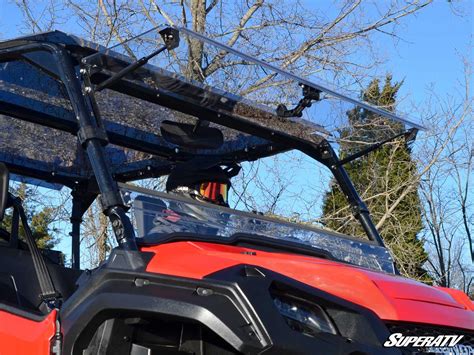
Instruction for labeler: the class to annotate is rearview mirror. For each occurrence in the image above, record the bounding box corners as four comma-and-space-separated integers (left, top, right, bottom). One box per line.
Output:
0, 163, 9, 221
161, 120, 224, 149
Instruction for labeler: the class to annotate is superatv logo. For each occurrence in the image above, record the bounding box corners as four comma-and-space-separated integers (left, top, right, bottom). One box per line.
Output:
383, 333, 464, 348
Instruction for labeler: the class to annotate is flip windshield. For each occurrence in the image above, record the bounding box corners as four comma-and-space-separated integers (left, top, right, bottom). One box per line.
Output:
121, 184, 395, 274
83, 25, 425, 140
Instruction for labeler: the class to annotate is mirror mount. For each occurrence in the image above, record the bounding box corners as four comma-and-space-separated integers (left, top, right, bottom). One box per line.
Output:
276, 84, 321, 118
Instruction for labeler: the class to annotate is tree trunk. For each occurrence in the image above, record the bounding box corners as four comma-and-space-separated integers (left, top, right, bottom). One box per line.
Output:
186, 0, 207, 82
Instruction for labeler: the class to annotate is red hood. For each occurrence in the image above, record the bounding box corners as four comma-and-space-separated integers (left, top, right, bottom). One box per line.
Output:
142, 241, 474, 330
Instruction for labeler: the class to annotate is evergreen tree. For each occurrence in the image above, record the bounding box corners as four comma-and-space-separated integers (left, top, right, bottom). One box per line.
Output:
1, 183, 59, 250
322, 75, 429, 281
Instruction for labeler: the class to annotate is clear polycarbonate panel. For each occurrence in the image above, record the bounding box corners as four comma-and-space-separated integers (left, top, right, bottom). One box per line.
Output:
83, 25, 425, 144
121, 184, 395, 274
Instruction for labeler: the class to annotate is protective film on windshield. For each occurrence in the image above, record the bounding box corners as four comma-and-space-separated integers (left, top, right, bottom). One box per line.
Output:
121, 184, 395, 274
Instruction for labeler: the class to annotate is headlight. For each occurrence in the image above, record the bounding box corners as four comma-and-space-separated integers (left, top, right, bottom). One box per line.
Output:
273, 295, 338, 336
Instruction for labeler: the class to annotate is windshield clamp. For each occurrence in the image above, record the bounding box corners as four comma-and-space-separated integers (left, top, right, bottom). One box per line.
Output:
77, 125, 109, 147
276, 84, 321, 118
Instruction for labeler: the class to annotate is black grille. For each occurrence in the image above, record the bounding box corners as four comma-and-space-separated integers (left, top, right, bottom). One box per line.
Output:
386, 322, 474, 352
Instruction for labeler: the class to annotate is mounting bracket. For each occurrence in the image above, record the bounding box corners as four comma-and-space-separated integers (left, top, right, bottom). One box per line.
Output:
276, 84, 321, 118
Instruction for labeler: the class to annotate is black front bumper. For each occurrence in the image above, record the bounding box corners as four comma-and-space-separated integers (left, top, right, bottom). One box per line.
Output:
60, 250, 403, 354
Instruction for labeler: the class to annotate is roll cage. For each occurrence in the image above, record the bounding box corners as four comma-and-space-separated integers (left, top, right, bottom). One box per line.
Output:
0, 26, 424, 271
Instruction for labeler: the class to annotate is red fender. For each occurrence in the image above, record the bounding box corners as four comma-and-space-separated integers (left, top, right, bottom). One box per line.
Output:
0, 309, 56, 355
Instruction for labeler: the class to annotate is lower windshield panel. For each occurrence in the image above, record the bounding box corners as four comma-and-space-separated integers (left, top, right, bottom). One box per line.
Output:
120, 184, 395, 274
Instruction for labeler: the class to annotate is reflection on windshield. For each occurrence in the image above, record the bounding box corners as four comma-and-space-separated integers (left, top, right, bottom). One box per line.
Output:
121, 185, 395, 274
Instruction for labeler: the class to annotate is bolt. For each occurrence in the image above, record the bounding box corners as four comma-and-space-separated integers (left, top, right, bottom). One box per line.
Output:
196, 287, 213, 296
134, 278, 150, 287
79, 68, 86, 74
84, 86, 92, 93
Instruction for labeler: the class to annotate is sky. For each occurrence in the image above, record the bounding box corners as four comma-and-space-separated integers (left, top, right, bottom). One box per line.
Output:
0, 0, 472, 267
303, 1, 472, 110
371, 1, 472, 104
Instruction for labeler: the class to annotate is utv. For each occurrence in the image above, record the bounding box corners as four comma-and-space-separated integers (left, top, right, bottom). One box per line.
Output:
0, 26, 471, 355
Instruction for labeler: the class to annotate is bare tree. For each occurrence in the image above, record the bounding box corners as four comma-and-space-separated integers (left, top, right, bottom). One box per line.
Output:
418, 60, 473, 291
76, 199, 116, 267
12, 1, 433, 87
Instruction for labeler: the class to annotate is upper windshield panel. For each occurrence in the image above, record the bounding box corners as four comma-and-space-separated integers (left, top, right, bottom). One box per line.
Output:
121, 184, 395, 274
84, 26, 425, 142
